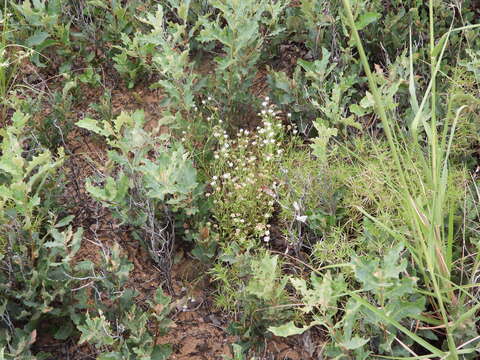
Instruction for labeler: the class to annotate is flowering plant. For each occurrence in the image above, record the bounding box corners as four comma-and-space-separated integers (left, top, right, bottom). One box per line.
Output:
206, 98, 293, 248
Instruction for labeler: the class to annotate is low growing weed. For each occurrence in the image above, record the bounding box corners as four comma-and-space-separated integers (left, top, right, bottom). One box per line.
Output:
76, 110, 200, 288
10, 0, 63, 66
268, 48, 362, 135
113, 1, 204, 114
0, 112, 82, 358
206, 99, 293, 250
212, 252, 293, 352
270, 245, 427, 358
73, 243, 172, 360
198, 0, 288, 118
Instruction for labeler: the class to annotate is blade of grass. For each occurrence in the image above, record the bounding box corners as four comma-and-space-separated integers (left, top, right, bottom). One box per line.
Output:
340, 0, 407, 190
350, 293, 445, 357
339, 1, 480, 358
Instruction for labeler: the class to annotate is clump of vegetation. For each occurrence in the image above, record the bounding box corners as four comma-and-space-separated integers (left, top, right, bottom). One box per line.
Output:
206, 99, 290, 249
76, 110, 200, 287
2, 0, 480, 358
0, 112, 79, 357
198, 0, 288, 117
211, 251, 294, 352
74, 243, 173, 360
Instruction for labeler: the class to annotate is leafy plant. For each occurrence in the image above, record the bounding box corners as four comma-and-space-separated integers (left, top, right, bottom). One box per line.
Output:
76, 110, 200, 284
142, 3, 202, 113
68, 0, 141, 62
270, 245, 426, 358
34, 77, 77, 150
11, 0, 67, 67
74, 243, 172, 360
112, 32, 152, 89
112, 2, 203, 109
213, 252, 291, 351
268, 48, 362, 135
198, 0, 288, 117
0, 111, 82, 358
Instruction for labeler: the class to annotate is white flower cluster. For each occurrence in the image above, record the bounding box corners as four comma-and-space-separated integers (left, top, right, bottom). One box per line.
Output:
208, 97, 288, 244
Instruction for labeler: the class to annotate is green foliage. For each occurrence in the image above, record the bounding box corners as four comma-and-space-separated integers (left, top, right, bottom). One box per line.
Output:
460, 49, 480, 83
78, 110, 198, 216
9, 0, 75, 67
0, 7, 31, 119
112, 32, 152, 89
198, 0, 288, 115
276, 147, 345, 257
76, 110, 200, 275
67, 0, 144, 65
206, 100, 291, 249
291, 134, 467, 263
212, 252, 291, 349
268, 50, 362, 134
77, 66, 101, 86
269, 0, 478, 134
271, 245, 426, 357
0, 111, 65, 244
6, 0, 154, 73
246, 254, 287, 302
0, 112, 82, 358
341, 1, 480, 357
2, 0, 480, 358
446, 58, 480, 164
298, 0, 337, 57
112, 2, 203, 109
34, 77, 77, 150
74, 244, 172, 360
142, 4, 202, 113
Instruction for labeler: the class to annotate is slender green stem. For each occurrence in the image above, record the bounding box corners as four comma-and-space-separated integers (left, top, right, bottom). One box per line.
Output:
429, 0, 438, 190
340, 1, 462, 358
340, 0, 407, 190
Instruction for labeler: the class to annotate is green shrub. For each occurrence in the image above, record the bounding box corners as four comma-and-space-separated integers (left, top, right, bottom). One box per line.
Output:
112, 32, 152, 89
197, 0, 288, 117
142, 3, 202, 114
112, 2, 203, 110
0, 111, 175, 358
76, 110, 200, 284
0, 112, 82, 358
211, 252, 292, 350
10, 0, 65, 66
268, 50, 362, 135
269, 0, 478, 135
66, 0, 145, 67
33, 77, 77, 150
270, 245, 427, 358
73, 243, 172, 360
206, 99, 292, 250
2, 0, 479, 358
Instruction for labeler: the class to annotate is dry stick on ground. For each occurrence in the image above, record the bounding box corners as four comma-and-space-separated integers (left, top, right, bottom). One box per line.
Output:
130, 178, 176, 295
